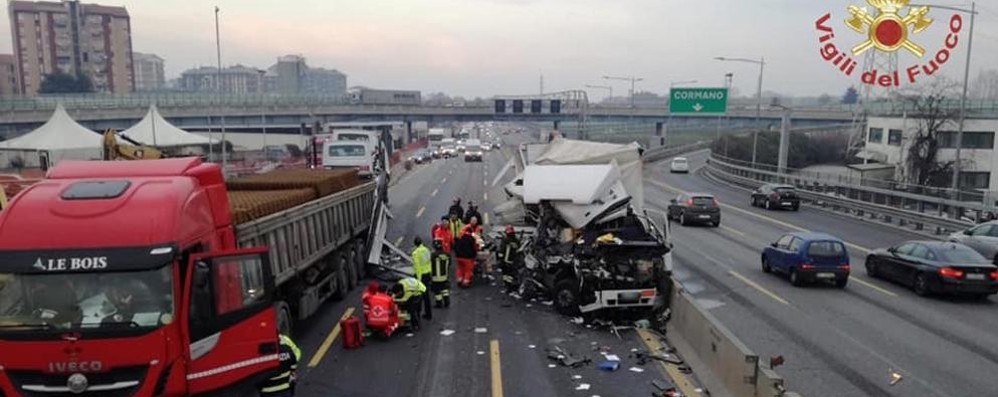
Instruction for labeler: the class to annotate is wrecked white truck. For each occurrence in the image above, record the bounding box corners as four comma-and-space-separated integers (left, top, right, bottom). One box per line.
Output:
493, 138, 673, 315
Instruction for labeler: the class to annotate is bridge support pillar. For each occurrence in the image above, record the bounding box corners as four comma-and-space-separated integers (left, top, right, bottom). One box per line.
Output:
655, 122, 665, 147
552, 120, 560, 138
406, 121, 413, 144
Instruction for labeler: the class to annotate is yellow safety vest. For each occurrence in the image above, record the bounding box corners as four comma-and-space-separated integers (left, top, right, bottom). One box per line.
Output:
411, 244, 432, 278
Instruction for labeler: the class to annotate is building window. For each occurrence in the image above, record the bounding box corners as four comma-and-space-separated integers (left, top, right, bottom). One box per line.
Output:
938, 131, 995, 149
888, 129, 902, 146
959, 172, 990, 190
868, 128, 884, 144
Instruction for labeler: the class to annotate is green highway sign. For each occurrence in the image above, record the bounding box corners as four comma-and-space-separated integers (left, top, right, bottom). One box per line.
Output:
669, 87, 728, 114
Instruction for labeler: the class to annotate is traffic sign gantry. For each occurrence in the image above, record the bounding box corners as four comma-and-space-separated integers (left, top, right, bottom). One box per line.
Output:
669, 87, 728, 114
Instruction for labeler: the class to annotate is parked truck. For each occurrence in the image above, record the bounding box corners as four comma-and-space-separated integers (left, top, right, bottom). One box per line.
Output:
495, 138, 673, 315
0, 158, 388, 396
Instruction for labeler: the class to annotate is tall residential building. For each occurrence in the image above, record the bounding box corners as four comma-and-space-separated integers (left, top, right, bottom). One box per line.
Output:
179, 65, 265, 94
266, 55, 347, 96
8, 0, 135, 95
303, 68, 347, 95
0, 54, 18, 95
274, 55, 305, 94
133, 52, 164, 91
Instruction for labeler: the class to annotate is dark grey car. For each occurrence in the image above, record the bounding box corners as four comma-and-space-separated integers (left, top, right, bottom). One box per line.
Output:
668, 193, 720, 227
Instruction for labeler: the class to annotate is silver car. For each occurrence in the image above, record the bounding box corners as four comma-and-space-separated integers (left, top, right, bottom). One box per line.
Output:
949, 221, 998, 264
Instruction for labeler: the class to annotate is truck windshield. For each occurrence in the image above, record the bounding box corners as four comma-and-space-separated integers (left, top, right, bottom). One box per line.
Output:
0, 266, 174, 334
329, 145, 367, 157
337, 134, 370, 142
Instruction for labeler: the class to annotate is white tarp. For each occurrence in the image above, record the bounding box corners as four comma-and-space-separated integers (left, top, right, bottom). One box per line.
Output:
522, 164, 621, 205
120, 105, 212, 147
0, 104, 105, 166
529, 138, 645, 214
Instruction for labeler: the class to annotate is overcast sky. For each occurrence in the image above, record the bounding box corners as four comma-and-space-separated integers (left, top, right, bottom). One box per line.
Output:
2, 0, 997, 98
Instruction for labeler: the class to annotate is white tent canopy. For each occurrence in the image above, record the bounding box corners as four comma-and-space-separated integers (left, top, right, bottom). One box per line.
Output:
120, 105, 212, 147
0, 103, 102, 150
0, 104, 105, 167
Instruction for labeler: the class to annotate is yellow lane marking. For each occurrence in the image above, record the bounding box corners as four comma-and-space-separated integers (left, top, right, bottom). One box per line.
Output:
852, 276, 899, 297
720, 225, 745, 237
648, 179, 872, 255
490, 339, 504, 397
728, 271, 791, 306
307, 307, 356, 368
636, 329, 701, 397
431, 188, 439, 197
416, 206, 426, 218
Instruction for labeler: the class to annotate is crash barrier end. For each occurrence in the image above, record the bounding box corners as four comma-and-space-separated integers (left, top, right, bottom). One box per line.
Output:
666, 280, 801, 397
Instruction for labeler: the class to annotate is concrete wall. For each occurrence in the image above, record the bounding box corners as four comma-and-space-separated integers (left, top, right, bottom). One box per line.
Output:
667, 281, 797, 397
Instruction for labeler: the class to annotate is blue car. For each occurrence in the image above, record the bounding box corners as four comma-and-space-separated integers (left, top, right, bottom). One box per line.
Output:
762, 232, 851, 288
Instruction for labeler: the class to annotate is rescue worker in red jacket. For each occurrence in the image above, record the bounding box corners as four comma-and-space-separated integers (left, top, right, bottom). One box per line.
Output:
462, 216, 484, 237
431, 216, 453, 254
453, 227, 479, 288
363, 282, 400, 338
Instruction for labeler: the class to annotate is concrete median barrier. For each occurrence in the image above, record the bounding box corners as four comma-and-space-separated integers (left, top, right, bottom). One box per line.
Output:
666, 281, 800, 397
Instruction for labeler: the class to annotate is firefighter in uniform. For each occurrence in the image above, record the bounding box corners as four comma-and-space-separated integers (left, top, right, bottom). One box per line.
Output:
410, 237, 433, 321
430, 239, 451, 308
498, 225, 521, 292
258, 334, 302, 396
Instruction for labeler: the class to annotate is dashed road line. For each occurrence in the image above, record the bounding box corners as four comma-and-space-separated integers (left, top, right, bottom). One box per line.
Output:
720, 225, 745, 237
490, 339, 504, 397
483, 192, 488, 201
431, 188, 439, 197
729, 271, 791, 306
852, 276, 899, 297
416, 206, 426, 218
442, 177, 448, 184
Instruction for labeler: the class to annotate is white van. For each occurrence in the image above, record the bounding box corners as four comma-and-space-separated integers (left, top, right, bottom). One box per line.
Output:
323, 141, 374, 177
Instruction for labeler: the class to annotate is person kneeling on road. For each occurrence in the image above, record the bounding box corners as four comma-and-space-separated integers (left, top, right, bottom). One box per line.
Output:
392, 277, 427, 331
363, 282, 400, 338
431, 239, 451, 308
453, 227, 479, 288
257, 334, 302, 397
410, 237, 433, 321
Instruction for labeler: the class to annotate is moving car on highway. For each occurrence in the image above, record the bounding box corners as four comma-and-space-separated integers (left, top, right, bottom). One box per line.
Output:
464, 139, 484, 162
482, 142, 493, 151
668, 192, 720, 227
762, 232, 850, 288
408, 149, 432, 164
751, 183, 800, 211
865, 241, 998, 298
948, 221, 998, 264
669, 157, 690, 173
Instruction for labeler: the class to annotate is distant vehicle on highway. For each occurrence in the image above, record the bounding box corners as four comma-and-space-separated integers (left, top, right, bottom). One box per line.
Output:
865, 241, 998, 298
763, 232, 850, 288
482, 142, 493, 152
409, 149, 432, 164
751, 184, 800, 211
440, 138, 456, 158
324, 141, 374, 176
349, 87, 421, 105
668, 192, 720, 227
464, 139, 484, 162
669, 157, 689, 173
948, 221, 998, 264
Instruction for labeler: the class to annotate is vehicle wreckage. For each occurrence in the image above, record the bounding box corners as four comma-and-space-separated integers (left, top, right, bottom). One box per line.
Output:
492, 138, 673, 315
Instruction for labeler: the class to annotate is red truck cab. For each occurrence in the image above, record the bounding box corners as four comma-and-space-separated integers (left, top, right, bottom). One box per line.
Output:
0, 158, 279, 396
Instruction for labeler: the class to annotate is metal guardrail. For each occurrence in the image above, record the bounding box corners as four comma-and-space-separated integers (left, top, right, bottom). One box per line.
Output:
704, 153, 976, 236
643, 141, 712, 163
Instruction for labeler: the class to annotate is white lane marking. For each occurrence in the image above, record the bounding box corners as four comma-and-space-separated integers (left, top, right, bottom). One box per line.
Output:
416, 206, 425, 218
851, 276, 899, 297
728, 270, 791, 306
442, 177, 448, 184
484, 213, 490, 225
431, 188, 439, 197
720, 225, 745, 237
483, 179, 488, 186
484, 192, 488, 201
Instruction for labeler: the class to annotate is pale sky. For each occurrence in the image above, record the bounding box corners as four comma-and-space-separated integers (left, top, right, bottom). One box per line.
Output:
2, 0, 997, 98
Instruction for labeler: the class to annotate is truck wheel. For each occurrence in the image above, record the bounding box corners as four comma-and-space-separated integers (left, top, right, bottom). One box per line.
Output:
275, 301, 294, 337
332, 253, 349, 301
553, 279, 581, 315
344, 248, 358, 291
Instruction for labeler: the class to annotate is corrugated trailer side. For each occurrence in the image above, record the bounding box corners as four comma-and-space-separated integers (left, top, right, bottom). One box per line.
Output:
234, 181, 376, 334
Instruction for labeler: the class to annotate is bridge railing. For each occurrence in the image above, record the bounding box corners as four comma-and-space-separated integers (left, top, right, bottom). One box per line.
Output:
704, 152, 985, 236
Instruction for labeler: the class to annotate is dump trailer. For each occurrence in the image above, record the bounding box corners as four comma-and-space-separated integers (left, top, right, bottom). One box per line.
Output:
495, 138, 673, 315
0, 158, 387, 396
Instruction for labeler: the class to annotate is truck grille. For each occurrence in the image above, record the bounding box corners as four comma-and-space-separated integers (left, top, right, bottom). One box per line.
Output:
6, 365, 146, 397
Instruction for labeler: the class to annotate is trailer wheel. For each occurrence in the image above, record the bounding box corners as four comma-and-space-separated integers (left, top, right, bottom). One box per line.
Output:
275, 301, 294, 337
553, 278, 581, 315
332, 253, 349, 301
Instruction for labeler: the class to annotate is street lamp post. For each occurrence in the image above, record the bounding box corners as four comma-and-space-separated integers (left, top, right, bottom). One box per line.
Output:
910, 3, 976, 192
715, 56, 766, 165
603, 75, 644, 108
215, 6, 227, 174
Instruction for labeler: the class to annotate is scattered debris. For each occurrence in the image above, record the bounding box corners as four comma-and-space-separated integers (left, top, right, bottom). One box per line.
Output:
570, 317, 585, 325
525, 303, 533, 308
628, 367, 645, 373
440, 329, 456, 336
405, 333, 414, 338
475, 327, 488, 333
477, 351, 486, 355
597, 360, 620, 372
484, 297, 492, 301
542, 300, 554, 306
602, 354, 621, 362
770, 355, 785, 368
651, 379, 675, 391
575, 383, 591, 391
547, 364, 556, 368
634, 319, 651, 329
571, 375, 583, 380
633, 349, 684, 366
546, 346, 591, 368
889, 368, 903, 385
528, 345, 537, 349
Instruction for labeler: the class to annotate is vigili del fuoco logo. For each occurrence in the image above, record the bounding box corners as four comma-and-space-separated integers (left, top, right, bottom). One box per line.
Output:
815, 0, 963, 87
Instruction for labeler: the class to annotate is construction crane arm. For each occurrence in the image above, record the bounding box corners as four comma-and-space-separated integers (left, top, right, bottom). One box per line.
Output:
102, 129, 166, 161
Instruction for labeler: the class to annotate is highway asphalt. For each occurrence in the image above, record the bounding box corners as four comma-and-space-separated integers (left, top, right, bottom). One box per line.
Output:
287, 131, 685, 397
648, 151, 998, 397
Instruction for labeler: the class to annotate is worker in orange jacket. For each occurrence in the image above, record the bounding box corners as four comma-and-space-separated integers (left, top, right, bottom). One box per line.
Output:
431, 216, 453, 254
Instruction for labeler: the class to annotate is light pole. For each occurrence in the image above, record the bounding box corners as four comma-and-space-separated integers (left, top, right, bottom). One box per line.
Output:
715, 56, 765, 165
723, 73, 734, 156
585, 84, 613, 103
603, 75, 644, 108
771, 104, 792, 176
215, 5, 227, 174
911, 3, 976, 191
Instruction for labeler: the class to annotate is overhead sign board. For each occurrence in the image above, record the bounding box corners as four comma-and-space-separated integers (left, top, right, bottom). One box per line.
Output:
669, 88, 728, 114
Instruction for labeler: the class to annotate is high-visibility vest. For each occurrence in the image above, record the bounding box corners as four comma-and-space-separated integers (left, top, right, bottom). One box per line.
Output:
411, 244, 431, 277
259, 334, 302, 394
396, 277, 426, 302
449, 219, 464, 239
431, 253, 450, 283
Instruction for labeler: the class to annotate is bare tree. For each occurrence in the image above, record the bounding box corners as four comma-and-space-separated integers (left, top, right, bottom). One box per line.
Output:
894, 79, 961, 187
